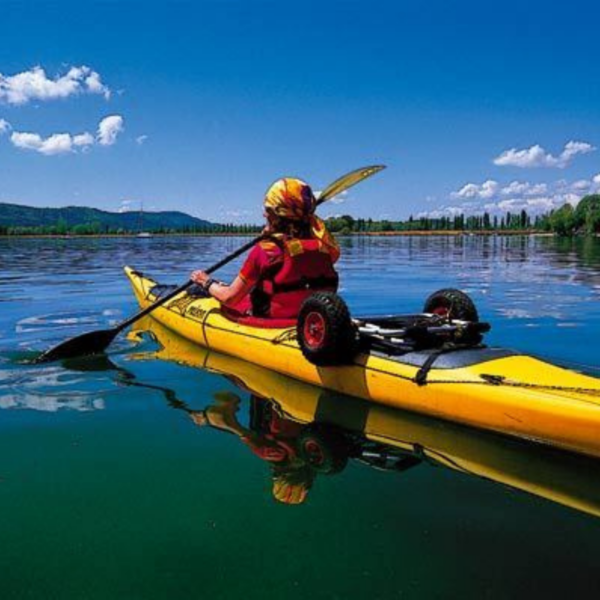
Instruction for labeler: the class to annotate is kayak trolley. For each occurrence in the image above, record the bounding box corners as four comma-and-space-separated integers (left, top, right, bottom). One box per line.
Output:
297, 289, 491, 366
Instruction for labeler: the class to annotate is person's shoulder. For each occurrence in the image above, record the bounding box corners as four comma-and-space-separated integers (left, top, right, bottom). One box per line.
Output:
258, 237, 284, 257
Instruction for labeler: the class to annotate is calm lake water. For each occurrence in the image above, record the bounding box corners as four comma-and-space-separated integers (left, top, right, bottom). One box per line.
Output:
1, 234, 600, 599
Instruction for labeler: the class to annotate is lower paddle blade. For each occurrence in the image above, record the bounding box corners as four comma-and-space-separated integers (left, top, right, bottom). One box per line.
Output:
34, 328, 119, 364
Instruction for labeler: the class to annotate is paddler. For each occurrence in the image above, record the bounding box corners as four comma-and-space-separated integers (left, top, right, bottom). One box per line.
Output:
190, 178, 340, 320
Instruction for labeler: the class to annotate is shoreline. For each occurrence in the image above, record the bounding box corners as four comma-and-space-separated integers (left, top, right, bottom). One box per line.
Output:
0, 230, 561, 239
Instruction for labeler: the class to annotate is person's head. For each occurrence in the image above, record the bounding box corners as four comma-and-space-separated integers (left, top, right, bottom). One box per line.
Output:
263, 178, 317, 237
271, 463, 315, 505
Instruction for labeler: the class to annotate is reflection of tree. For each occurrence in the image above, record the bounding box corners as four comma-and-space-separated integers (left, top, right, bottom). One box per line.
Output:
542, 236, 600, 287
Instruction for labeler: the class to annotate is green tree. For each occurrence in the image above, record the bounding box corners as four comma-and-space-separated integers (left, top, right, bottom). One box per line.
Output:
549, 204, 576, 236
575, 194, 600, 235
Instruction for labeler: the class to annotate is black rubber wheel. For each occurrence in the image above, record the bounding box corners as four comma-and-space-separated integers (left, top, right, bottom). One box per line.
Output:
297, 426, 349, 475
423, 288, 479, 322
297, 292, 358, 366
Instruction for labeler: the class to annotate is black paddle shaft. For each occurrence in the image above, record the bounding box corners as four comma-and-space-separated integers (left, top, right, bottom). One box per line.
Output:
116, 234, 264, 332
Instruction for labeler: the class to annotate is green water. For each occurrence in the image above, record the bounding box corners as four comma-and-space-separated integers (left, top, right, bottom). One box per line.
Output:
1, 235, 600, 599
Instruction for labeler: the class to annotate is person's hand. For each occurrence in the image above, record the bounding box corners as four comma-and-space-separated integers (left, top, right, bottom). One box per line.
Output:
190, 270, 209, 286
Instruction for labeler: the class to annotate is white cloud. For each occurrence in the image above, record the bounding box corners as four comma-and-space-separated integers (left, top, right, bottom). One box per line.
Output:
525, 183, 549, 196
425, 173, 600, 220
329, 190, 349, 205
0, 65, 110, 105
73, 132, 94, 147
83, 71, 110, 98
118, 200, 133, 213
10, 115, 123, 155
572, 179, 591, 191
500, 181, 528, 196
136, 134, 148, 145
11, 132, 75, 155
452, 180, 499, 200
418, 206, 464, 219
500, 181, 549, 197
497, 198, 558, 212
493, 141, 595, 168
561, 141, 595, 165
0, 118, 10, 134
97, 115, 124, 146
312, 189, 349, 205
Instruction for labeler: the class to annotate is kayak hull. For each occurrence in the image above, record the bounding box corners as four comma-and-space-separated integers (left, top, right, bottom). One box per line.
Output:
125, 266, 600, 458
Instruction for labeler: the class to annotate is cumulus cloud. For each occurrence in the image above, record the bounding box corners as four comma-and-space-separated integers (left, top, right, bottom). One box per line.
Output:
0, 118, 10, 134
9, 115, 124, 155
10, 131, 94, 155
496, 197, 559, 212
452, 180, 499, 200
418, 205, 466, 219
500, 181, 549, 196
118, 200, 133, 213
136, 134, 148, 145
73, 132, 94, 147
424, 174, 600, 220
97, 115, 123, 146
571, 179, 591, 191
493, 141, 595, 168
0, 65, 111, 105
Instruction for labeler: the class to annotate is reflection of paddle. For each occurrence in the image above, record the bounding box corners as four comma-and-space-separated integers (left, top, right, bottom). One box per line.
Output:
35, 165, 385, 363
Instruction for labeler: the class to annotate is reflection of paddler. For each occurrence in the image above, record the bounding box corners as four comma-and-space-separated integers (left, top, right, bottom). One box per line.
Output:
188, 391, 315, 505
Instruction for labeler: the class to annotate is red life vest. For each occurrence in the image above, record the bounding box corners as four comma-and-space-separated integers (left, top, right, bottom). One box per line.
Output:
252, 237, 339, 319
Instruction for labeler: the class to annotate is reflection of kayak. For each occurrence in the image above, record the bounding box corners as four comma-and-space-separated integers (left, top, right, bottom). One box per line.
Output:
125, 266, 600, 458
132, 316, 600, 519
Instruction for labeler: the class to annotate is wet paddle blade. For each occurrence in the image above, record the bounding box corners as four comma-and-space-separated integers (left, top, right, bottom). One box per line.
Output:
317, 165, 386, 204
34, 328, 119, 364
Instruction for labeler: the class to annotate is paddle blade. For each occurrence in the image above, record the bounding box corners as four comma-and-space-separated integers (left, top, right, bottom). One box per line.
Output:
317, 165, 386, 204
34, 328, 119, 364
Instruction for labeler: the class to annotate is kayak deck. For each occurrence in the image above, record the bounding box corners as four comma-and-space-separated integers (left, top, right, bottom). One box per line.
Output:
125, 266, 600, 458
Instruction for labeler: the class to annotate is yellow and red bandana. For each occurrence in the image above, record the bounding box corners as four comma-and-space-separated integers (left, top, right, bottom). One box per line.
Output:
264, 177, 340, 262
264, 178, 316, 221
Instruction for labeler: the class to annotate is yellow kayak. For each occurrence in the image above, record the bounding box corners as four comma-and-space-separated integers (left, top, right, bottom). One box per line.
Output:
130, 316, 600, 517
125, 266, 600, 458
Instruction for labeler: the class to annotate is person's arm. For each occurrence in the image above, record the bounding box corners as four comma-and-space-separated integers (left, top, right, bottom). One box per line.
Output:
190, 272, 252, 306
191, 243, 269, 306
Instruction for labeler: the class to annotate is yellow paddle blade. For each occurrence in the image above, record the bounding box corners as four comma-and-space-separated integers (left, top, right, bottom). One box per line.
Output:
317, 165, 386, 204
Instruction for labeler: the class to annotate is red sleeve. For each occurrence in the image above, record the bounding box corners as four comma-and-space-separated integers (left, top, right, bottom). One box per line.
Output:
240, 436, 290, 462
239, 243, 282, 286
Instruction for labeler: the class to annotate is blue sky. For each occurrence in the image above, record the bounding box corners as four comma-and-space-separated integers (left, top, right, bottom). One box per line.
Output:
1, 0, 599, 223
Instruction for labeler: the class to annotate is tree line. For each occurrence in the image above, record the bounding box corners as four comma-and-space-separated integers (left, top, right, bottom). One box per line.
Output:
2, 195, 599, 237
324, 194, 600, 236
0, 219, 263, 236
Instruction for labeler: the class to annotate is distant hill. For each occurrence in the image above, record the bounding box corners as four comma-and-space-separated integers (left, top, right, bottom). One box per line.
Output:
0, 202, 214, 232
